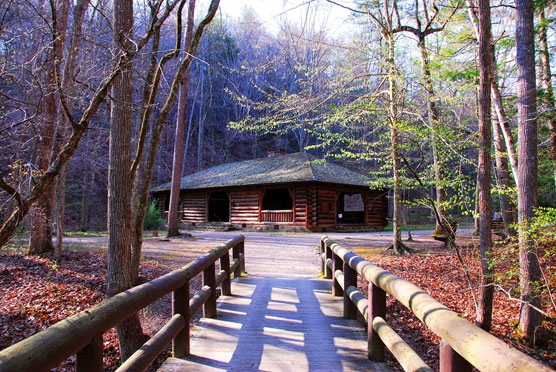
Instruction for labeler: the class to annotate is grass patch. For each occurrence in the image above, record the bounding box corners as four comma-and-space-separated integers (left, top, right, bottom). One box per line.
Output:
384, 224, 436, 232
64, 231, 108, 237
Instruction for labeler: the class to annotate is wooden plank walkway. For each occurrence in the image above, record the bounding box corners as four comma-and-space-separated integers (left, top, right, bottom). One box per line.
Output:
158, 236, 388, 372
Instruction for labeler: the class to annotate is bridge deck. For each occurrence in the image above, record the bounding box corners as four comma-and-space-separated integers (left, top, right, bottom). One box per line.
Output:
158, 234, 387, 372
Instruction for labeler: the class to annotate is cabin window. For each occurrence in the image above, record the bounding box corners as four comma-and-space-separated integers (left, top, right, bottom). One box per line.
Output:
337, 192, 365, 224
208, 192, 230, 222
262, 188, 292, 210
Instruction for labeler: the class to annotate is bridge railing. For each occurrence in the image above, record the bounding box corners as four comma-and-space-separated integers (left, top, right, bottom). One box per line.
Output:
0, 235, 246, 372
320, 235, 552, 372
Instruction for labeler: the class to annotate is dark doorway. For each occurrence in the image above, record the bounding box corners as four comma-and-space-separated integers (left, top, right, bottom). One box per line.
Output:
208, 192, 229, 222
336, 192, 365, 224
262, 188, 293, 210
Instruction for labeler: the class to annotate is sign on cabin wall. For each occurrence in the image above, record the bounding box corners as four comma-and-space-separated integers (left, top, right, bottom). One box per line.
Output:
344, 194, 364, 212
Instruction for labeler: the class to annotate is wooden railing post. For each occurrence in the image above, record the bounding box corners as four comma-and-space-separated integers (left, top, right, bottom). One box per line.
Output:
320, 239, 326, 276
172, 281, 190, 357
368, 282, 386, 362
76, 333, 103, 372
332, 251, 343, 297
439, 340, 473, 372
343, 261, 357, 319
221, 251, 232, 296
203, 263, 217, 318
233, 240, 244, 278
324, 242, 332, 279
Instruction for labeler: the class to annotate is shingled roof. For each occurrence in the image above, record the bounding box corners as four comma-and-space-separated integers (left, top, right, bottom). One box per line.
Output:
150, 152, 371, 192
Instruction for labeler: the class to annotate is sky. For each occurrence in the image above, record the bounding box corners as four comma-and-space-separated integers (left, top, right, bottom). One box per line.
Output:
215, 0, 358, 37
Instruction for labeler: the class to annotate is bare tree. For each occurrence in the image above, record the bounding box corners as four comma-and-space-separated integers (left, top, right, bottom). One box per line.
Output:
130, 0, 221, 284
54, 0, 89, 264
28, 0, 70, 255
167, 0, 196, 237
0, 0, 184, 249
107, 0, 148, 360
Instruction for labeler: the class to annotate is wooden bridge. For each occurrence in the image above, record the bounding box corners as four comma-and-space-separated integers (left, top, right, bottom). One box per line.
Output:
0, 235, 552, 372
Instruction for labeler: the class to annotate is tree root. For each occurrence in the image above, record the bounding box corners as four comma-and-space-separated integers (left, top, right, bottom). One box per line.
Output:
385, 242, 416, 255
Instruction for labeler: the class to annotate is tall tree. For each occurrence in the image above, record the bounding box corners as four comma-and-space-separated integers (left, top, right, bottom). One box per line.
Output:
475, 0, 493, 330
54, 0, 89, 264
28, 0, 70, 254
390, 0, 457, 236
167, 0, 196, 237
537, 6, 556, 189
0, 0, 184, 249
465, 0, 519, 188
515, 0, 542, 344
130, 0, 221, 284
108, 0, 148, 360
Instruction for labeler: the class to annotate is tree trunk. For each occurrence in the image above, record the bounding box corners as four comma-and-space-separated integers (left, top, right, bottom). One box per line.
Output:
386, 33, 407, 255
493, 118, 515, 236
168, 0, 196, 237
538, 8, 556, 189
417, 39, 447, 234
475, 0, 493, 331
182, 99, 196, 175
54, 0, 88, 264
515, 0, 542, 344
197, 67, 205, 172
29, 0, 70, 255
465, 0, 519, 187
130, 0, 220, 284
109, 0, 146, 360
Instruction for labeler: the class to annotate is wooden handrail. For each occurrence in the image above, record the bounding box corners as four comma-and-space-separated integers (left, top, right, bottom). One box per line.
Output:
320, 235, 553, 372
0, 235, 246, 372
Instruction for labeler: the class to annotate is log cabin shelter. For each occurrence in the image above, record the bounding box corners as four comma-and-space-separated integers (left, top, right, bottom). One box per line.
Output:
150, 152, 388, 232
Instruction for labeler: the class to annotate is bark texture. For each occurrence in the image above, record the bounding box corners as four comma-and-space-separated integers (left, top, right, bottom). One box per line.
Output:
538, 8, 556, 189
386, 34, 405, 255
492, 118, 515, 236
167, 0, 196, 237
465, 0, 519, 187
108, 0, 146, 360
515, 0, 542, 344
54, 0, 88, 263
475, 0, 493, 331
28, 0, 70, 255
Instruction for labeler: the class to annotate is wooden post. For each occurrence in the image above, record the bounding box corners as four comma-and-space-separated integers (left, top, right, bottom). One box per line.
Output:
320, 239, 326, 276
233, 240, 244, 278
76, 333, 103, 372
172, 281, 190, 357
343, 261, 357, 319
221, 251, 231, 296
332, 251, 343, 297
440, 340, 473, 372
324, 242, 332, 279
238, 240, 245, 274
203, 262, 217, 318
368, 282, 386, 362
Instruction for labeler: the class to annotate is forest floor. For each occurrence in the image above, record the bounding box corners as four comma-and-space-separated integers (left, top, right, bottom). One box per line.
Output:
0, 230, 554, 371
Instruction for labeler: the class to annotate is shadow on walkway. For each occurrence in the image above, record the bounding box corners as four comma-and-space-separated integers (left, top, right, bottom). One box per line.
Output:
159, 277, 386, 372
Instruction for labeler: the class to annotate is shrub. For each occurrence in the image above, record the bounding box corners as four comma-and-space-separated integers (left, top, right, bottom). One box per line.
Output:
144, 201, 164, 231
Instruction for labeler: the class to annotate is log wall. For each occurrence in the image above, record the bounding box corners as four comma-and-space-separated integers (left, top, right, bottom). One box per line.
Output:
317, 188, 336, 229
152, 184, 388, 231
230, 191, 260, 224
294, 188, 308, 225
180, 192, 206, 223
365, 190, 388, 228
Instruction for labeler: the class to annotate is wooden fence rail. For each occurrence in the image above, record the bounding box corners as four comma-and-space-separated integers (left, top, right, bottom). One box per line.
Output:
319, 235, 553, 372
0, 235, 246, 372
